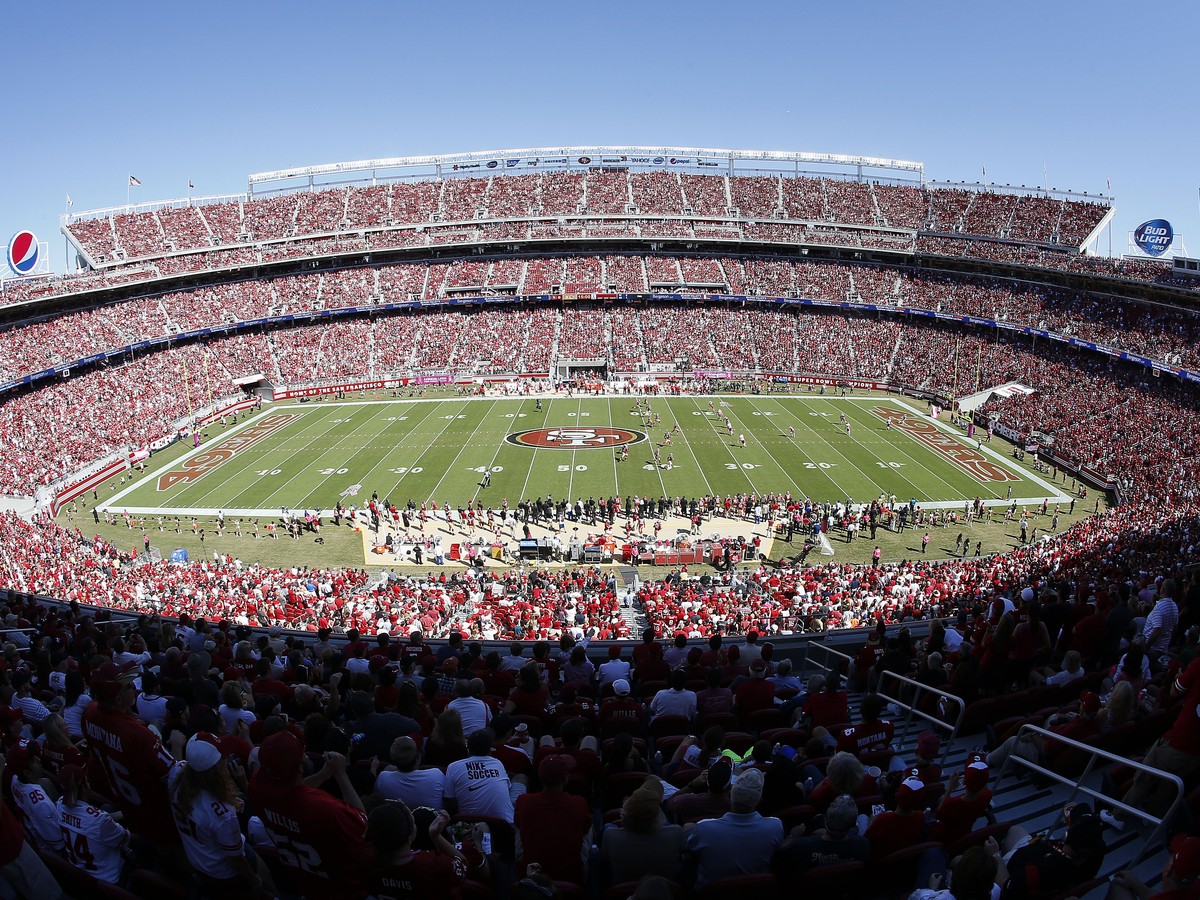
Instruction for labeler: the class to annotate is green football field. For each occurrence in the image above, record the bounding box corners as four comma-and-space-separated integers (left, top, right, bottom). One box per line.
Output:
103, 394, 1067, 518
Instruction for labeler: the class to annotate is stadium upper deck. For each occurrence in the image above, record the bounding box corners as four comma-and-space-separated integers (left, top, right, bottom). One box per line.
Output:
5, 146, 1175, 312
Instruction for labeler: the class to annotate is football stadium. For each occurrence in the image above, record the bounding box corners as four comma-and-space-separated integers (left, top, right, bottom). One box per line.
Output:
1, 146, 1198, 899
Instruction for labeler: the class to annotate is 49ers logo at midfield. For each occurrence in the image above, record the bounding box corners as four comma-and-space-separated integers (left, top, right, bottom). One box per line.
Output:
506, 427, 646, 449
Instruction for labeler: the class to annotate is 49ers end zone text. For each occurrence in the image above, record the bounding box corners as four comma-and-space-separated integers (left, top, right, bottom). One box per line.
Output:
157, 413, 301, 491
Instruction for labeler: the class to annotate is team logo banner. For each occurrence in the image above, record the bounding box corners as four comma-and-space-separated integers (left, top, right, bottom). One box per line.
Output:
1134, 219, 1174, 257
506, 427, 646, 449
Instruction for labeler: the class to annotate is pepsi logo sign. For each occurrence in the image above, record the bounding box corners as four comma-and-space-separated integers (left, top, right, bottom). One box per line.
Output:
506, 427, 646, 449
1134, 219, 1174, 257
6, 231, 39, 275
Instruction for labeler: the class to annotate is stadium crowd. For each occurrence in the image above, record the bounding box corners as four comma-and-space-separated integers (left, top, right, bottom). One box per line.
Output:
0, 483, 1197, 898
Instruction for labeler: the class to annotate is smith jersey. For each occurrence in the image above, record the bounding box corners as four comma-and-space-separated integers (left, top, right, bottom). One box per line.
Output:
57, 798, 128, 884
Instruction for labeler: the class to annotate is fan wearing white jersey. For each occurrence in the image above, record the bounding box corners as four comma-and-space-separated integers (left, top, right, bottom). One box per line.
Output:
6, 741, 63, 854
56, 764, 129, 884
169, 732, 265, 898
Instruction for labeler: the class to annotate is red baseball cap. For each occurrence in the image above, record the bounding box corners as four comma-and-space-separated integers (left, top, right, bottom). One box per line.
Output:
91, 660, 139, 701
258, 731, 305, 781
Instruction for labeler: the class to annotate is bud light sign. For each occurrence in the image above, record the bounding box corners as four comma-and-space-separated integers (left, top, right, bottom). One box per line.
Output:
1134, 219, 1174, 257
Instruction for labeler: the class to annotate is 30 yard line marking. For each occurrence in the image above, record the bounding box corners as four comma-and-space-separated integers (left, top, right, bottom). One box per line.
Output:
687, 397, 760, 493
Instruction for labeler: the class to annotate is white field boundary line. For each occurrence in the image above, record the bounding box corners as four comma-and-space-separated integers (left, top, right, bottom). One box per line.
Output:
763, 396, 887, 500
102, 406, 285, 512
889, 397, 1071, 505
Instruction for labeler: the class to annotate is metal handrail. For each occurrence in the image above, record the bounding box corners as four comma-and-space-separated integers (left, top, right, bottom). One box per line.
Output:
999, 723, 1184, 867
803, 641, 855, 687
876, 669, 966, 766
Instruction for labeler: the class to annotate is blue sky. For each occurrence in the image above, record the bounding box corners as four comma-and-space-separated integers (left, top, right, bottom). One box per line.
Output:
3, 1, 1197, 274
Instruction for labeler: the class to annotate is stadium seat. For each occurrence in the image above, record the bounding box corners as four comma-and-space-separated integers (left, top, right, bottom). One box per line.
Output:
795, 860, 867, 899
695, 872, 778, 900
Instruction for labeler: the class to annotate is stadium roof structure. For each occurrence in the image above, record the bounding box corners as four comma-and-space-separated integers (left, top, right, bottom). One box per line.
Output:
246, 146, 927, 191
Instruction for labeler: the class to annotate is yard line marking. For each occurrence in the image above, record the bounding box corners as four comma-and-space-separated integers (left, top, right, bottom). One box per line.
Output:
767, 396, 886, 500
425, 399, 500, 501
686, 397, 759, 493
664, 398, 715, 497
252, 406, 393, 511
471, 399, 525, 506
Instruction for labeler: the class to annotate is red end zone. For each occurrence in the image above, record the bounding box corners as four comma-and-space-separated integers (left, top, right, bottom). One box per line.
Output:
157, 413, 301, 491
871, 406, 1019, 483
506, 427, 647, 449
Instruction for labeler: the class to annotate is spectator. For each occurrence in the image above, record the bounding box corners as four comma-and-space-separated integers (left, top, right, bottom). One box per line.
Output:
81, 659, 179, 849
364, 802, 469, 899
1107, 833, 1200, 900
373, 735, 445, 809
423, 708, 468, 770
734, 659, 778, 720
599, 776, 684, 886
863, 773, 929, 862
513, 755, 591, 883
648, 669, 697, 722
987, 803, 1106, 899
447, 678, 492, 736
6, 741, 63, 854
248, 730, 370, 900
169, 733, 262, 897
775, 793, 869, 875
686, 767, 783, 888
443, 728, 525, 824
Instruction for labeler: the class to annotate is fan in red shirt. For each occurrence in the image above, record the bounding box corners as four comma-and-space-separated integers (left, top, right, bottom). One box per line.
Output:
931, 755, 993, 845
734, 660, 778, 719
513, 755, 592, 883
81, 660, 179, 847
248, 730, 371, 900
364, 803, 470, 900
834, 694, 895, 759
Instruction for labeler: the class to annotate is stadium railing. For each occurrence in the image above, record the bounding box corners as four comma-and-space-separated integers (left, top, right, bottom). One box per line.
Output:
875, 669, 966, 767
996, 722, 1184, 868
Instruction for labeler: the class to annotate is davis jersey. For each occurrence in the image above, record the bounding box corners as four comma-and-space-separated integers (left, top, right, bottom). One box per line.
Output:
57, 798, 129, 884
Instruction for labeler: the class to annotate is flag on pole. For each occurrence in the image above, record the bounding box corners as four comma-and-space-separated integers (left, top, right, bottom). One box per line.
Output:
66, 193, 73, 207
188, 180, 194, 190
129, 175, 141, 187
